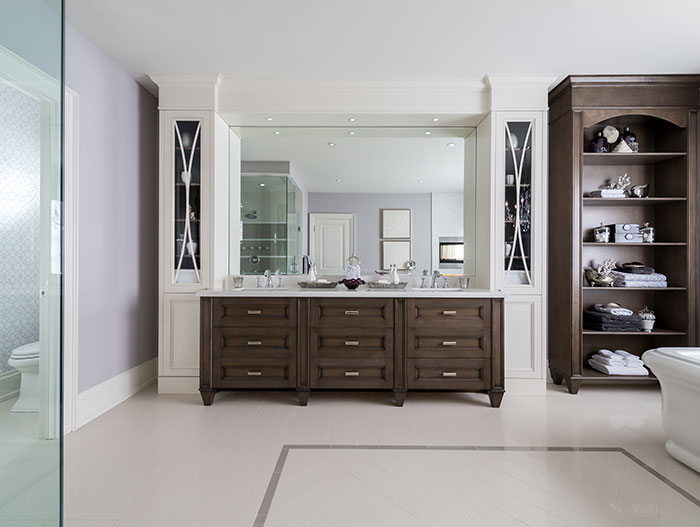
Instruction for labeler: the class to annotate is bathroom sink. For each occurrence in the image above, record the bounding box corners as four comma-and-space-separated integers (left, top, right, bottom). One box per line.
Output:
240, 288, 288, 292
411, 288, 464, 292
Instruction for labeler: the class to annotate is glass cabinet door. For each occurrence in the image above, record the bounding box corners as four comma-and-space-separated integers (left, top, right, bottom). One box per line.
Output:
504, 120, 533, 285
173, 120, 202, 284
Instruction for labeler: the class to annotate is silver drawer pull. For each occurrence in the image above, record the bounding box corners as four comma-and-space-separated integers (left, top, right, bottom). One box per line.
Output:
442, 371, 457, 377
247, 370, 262, 376
344, 310, 359, 316
345, 340, 360, 346
247, 309, 262, 315
247, 340, 262, 346
345, 371, 360, 377
442, 341, 457, 346
442, 310, 457, 316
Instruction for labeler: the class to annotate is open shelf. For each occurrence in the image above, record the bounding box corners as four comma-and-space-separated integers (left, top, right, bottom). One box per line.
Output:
582, 197, 687, 206
582, 242, 686, 247
583, 152, 687, 166
579, 367, 658, 384
582, 328, 686, 336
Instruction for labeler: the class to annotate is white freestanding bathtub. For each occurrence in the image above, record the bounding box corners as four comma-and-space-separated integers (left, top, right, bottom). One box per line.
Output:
642, 347, 700, 473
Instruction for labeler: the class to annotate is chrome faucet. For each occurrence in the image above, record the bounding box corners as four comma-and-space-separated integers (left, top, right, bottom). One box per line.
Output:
420, 270, 429, 288
263, 269, 273, 288
430, 270, 441, 288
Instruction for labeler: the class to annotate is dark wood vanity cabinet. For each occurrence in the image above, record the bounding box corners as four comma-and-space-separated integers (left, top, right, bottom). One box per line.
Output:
200, 296, 504, 407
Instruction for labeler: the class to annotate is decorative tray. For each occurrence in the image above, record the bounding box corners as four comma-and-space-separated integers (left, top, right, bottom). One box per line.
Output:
298, 281, 338, 289
366, 282, 407, 290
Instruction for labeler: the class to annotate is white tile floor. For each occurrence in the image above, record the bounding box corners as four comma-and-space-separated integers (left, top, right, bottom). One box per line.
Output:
61, 385, 700, 527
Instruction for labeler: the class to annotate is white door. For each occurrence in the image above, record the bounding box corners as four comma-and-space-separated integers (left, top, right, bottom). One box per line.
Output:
309, 213, 354, 275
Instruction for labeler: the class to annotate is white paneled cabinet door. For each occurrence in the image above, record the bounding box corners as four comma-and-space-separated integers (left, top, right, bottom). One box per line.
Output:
161, 294, 200, 377
504, 295, 543, 379
309, 213, 355, 275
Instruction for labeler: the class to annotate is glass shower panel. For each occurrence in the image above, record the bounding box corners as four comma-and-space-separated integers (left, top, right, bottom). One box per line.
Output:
0, 0, 63, 525
287, 178, 302, 274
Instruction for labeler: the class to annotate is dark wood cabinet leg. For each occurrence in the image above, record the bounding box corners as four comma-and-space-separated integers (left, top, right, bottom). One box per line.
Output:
200, 389, 216, 406
550, 369, 564, 385
564, 377, 582, 395
488, 389, 504, 408
393, 390, 407, 407
297, 389, 309, 407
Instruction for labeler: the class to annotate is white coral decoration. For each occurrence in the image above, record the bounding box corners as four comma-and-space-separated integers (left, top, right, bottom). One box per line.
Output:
597, 258, 616, 277
612, 173, 631, 190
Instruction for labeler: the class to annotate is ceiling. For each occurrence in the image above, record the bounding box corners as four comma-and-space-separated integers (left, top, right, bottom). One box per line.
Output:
239, 127, 470, 193
66, 0, 700, 94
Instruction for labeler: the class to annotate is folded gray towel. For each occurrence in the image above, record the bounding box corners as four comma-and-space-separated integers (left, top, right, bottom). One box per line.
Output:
613, 280, 667, 288
611, 270, 667, 282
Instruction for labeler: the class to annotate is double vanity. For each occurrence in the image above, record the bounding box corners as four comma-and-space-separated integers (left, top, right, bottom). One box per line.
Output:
198, 288, 505, 407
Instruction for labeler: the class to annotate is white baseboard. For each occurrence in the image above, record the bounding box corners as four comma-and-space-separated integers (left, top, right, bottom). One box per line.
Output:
0, 370, 20, 402
504, 377, 547, 396
158, 376, 199, 394
75, 358, 157, 429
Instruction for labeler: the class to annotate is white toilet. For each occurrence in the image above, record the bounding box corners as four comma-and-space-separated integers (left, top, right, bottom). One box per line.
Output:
7, 341, 40, 413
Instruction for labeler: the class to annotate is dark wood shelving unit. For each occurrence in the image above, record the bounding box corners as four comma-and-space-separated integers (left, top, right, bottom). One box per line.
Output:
547, 75, 699, 394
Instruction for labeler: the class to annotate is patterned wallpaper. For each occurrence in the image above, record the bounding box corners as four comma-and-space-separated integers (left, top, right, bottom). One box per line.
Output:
0, 80, 41, 372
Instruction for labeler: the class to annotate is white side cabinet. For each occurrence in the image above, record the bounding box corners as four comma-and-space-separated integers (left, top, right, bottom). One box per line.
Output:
493, 112, 548, 394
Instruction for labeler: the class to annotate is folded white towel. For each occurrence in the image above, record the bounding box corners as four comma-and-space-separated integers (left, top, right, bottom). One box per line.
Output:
613, 280, 667, 288
610, 270, 668, 282
588, 358, 649, 376
591, 355, 624, 366
590, 357, 642, 369
598, 349, 617, 358
614, 350, 637, 359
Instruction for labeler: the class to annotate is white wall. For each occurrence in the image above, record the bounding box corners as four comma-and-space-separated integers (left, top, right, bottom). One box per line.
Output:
65, 25, 159, 393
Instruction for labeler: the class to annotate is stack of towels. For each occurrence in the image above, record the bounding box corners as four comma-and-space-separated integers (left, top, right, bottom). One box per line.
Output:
588, 188, 626, 198
588, 349, 649, 376
610, 267, 667, 288
583, 303, 643, 332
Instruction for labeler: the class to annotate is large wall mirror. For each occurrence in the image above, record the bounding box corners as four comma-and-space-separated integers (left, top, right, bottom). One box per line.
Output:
230, 126, 476, 277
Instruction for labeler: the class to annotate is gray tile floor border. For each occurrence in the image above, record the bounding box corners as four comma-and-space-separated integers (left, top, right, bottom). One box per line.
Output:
252, 444, 700, 527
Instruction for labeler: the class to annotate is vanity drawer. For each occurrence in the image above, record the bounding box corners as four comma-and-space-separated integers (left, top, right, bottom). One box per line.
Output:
407, 329, 490, 359
213, 327, 295, 359
214, 357, 296, 389
310, 328, 393, 358
406, 299, 491, 329
310, 298, 393, 327
212, 298, 296, 327
311, 358, 393, 389
406, 358, 491, 390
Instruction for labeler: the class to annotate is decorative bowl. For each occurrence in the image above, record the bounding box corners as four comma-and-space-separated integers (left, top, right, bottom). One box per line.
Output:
338, 278, 365, 290
366, 281, 407, 290
298, 281, 338, 289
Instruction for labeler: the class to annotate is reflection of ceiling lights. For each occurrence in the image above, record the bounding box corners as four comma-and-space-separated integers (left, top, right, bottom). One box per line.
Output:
327, 142, 336, 147
259, 183, 266, 187
348, 117, 356, 122
424, 131, 432, 135
417, 179, 424, 183
336, 178, 342, 182
432, 117, 440, 122
447, 142, 456, 147
348, 130, 356, 135
266, 117, 273, 121
274, 130, 280, 135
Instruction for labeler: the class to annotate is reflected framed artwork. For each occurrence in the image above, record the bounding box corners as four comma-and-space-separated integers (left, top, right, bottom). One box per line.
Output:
381, 208, 411, 239
381, 240, 412, 270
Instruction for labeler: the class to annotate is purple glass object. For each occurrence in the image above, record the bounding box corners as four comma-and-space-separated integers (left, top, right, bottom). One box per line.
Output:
622, 126, 639, 152
338, 278, 365, 290
591, 131, 609, 153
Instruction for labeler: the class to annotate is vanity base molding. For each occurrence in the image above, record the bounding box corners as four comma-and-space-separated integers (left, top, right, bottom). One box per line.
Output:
200, 296, 504, 407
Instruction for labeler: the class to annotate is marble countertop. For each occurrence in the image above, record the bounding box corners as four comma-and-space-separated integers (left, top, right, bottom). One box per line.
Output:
197, 288, 505, 298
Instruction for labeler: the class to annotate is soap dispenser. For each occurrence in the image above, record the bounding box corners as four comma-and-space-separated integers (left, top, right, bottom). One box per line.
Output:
308, 264, 317, 282
390, 264, 400, 285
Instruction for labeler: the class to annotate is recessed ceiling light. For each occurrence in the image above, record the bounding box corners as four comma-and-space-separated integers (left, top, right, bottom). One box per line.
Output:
327, 142, 336, 147
274, 130, 280, 135
432, 117, 440, 122
447, 142, 456, 147
348, 117, 356, 122
417, 179, 424, 183
336, 178, 342, 182
348, 130, 356, 135
259, 183, 266, 187
424, 131, 432, 135
266, 117, 274, 121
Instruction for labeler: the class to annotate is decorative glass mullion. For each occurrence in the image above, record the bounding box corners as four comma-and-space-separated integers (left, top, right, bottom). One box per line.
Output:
504, 121, 533, 286
173, 120, 202, 284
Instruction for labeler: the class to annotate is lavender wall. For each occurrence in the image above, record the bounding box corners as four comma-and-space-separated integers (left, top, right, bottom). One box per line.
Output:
66, 26, 159, 393
308, 193, 432, 273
